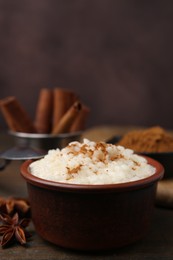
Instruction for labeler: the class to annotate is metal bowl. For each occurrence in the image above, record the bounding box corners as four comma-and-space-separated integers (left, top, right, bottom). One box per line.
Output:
0, 131, 82, 166
9, 131, 82, 151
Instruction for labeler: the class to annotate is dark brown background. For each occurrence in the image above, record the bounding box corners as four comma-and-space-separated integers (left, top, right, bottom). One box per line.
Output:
0, 0, 173, 130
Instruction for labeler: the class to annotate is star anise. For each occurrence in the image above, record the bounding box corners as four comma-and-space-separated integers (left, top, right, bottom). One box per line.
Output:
0, 197, 30, 218
0, 212, 31, 248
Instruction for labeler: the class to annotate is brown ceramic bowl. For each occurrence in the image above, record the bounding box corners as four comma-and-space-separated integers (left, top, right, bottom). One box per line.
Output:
20, 156, 164, 251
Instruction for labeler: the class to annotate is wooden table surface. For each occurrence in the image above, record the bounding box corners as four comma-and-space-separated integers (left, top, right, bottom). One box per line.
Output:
0, 127, 173, 260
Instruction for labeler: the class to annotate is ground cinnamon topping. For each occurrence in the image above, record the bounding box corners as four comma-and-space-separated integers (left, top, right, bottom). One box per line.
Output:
117, 126, 173, 153
67, 165, 82, 174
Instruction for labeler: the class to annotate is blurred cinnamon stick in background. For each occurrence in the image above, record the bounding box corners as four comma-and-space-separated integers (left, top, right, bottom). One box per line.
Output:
0, 96, 37, 133
70, 105, 90, 132
156, 180, 173, 208
34, 88, 53, 133
53, 88, 77, 129
52, 101, 82, 134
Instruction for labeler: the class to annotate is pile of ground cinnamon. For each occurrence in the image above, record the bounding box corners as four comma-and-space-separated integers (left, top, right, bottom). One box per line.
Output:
117, 126, 173, 153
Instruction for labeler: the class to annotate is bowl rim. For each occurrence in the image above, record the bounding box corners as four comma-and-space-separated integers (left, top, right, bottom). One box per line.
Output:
9, 130, 83, 139
20, 156, 164, 193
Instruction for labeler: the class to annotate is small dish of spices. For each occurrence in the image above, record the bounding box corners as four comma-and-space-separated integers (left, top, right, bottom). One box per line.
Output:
114, 126, 173, 179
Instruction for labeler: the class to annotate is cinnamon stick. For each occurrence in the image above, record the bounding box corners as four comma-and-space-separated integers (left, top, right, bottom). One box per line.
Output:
0, 96, 37, 133
70, 105, 90, 132
156, 180, 173, 208
53, 88, 77, 129
52, 101, 82, 134
34, 88, 53, 133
